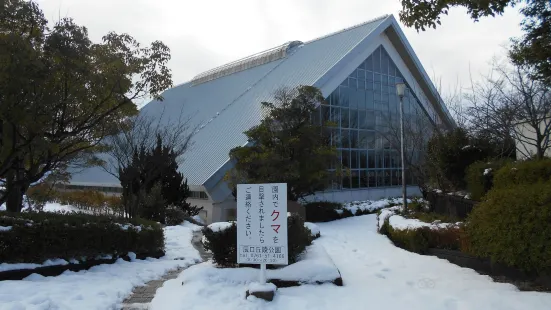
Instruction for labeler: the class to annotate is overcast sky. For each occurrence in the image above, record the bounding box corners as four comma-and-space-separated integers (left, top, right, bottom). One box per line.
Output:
37, 0, 523, 99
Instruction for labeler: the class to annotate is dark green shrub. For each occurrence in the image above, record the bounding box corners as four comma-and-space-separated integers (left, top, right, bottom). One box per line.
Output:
427, 128, 498, 191
466, 159, 513, 201
380, 213, 464, 254
493, 158, 551, 189
340, 208, 354, 218
465, 182, 551, 272
286, 214, 313, 264
387, 226, 429, 254
202, 214, 312, 267
304, 201, 343, 222
165, 206, 186, 226
0, 211, 164, 264
202, 222, 237, 267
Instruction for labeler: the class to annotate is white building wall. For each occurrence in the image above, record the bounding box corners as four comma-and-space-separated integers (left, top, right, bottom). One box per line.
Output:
188, 198, 213, 224
515, 120, 551, 160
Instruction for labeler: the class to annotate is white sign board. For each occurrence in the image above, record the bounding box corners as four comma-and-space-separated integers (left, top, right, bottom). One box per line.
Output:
237, 183, 288, 265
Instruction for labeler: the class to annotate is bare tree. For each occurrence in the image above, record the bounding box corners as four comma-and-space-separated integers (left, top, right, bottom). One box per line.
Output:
99, 106, 197, 181
466, 60, 551, 159
464, 64, 518, 158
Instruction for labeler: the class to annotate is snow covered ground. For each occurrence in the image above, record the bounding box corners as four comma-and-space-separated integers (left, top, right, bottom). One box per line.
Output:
150, 215, 551, 310
0, 222, 202, 310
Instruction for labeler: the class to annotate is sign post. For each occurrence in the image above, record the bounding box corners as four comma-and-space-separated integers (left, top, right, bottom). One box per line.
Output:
237, 183, 288, 285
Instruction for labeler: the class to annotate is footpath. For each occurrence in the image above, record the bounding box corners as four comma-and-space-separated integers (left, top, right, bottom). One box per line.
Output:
121, 231, 211, 310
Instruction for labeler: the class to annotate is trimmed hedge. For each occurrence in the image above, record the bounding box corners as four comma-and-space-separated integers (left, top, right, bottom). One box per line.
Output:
465, 158, 512, 201
304, 201, 353, 222
0, 211, 164, 264
202, 214, 312, 268
493, 158, 551, 190
465, 181, 551, 273
380, 218, 465, 254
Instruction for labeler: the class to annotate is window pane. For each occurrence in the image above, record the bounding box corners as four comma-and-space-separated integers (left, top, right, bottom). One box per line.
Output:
339, 87, 351, 107
373, 48, 381, 73
351, 150, 359, 169
331, 128, 341, 147
330, 91, 339, 106
341, 149, 350, 168
360, 170, 368, 188
341, 129, 350, 148
342, 174, 351, 189
377, 170, 384, 187
359, 151, 368, 168
366, 113, 375, 130
381, 52, 389, 75
358, 110, 367, 129
368, 150, 376, 168
366, 71, 374, 82
392, 169, 401, 186
374, 89, 382, 102
349, 109, 359, 129
358, 130, 368, 149
384, 151, 391, 168
375, 151, 384, 168
331, 107, 340, 126
312, 106, 321, 125
321, 105, 330, 125
358, 88, 366, 109
351, 170, 360, 188
384, 170, 391, 186
341, 108, 350, 128
366, 131, 376, 149
349, 70, 357, 79
350, 130, 359, 148
341, 78, 348, 87
365, 55, 373, 71
368, 170, 377, 187
357, 69, 366, 80
348, 77, 357, 89
366, 90, 374, 110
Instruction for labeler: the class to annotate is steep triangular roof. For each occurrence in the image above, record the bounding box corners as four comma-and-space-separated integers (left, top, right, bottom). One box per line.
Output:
69, 14, 453, 190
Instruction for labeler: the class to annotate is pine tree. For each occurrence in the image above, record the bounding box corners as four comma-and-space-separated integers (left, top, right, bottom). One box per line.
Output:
120, 135, 201, 222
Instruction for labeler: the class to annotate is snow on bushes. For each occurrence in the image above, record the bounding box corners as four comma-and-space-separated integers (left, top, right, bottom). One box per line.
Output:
0, 211, 164, 265
305, 222, 320, 239
305, 198, 409, 222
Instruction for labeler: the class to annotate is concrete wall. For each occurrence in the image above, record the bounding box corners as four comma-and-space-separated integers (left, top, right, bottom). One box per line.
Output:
515, 120, 551, 160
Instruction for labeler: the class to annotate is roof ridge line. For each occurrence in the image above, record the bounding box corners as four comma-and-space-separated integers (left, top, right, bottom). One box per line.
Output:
313, 15, 391, 91
192, 45, 302, 136
304, 14, 390, 44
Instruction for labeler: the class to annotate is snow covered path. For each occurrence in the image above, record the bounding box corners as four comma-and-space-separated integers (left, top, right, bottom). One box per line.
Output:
314, 215, 551, 310
151, 215, 551, 310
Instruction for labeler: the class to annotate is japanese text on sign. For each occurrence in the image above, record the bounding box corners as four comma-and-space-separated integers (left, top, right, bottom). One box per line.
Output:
237, 183, 288, 265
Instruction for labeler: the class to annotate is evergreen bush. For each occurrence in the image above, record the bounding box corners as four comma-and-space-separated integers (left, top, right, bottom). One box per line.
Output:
465, 159, 512, 201
492, 158, 551, 189
0, 211, 164, 264
304, 201, 343, 222
465, 182, 551, 272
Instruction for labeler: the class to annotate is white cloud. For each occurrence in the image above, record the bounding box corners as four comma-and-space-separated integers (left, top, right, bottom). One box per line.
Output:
36, 0, 524, 97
